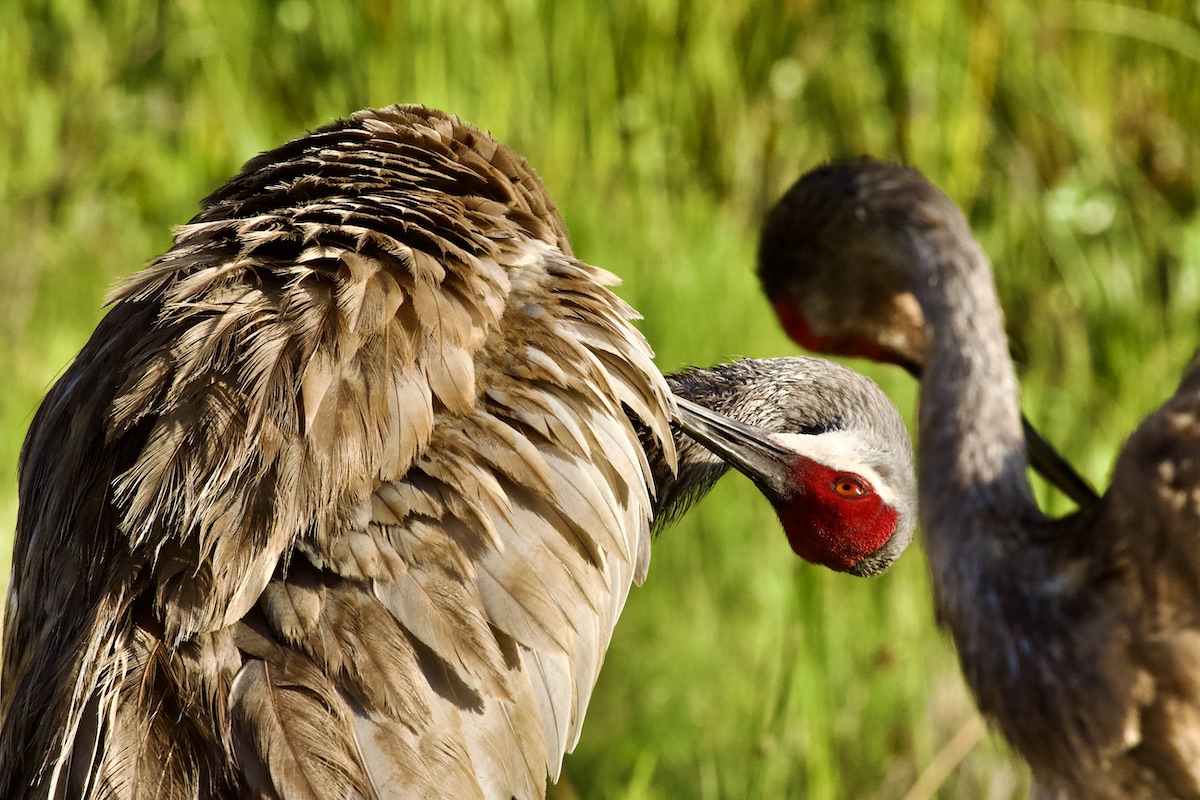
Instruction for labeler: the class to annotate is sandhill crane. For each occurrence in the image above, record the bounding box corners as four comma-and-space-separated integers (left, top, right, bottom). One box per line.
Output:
0, 107, 916, 799
758, 157, 1200, 799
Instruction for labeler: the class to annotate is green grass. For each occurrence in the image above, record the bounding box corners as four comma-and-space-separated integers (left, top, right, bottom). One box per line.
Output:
3, 1, 1199, 797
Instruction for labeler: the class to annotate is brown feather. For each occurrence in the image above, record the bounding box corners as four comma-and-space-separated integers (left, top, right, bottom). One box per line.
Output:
1, 105, 674, 799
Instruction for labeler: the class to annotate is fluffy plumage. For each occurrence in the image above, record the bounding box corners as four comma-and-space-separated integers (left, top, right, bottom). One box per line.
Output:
1, 110, 917, 800
1, 105, 673, 800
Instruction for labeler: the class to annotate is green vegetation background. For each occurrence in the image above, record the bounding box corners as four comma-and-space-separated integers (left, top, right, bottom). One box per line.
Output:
2, 1, 1199, 797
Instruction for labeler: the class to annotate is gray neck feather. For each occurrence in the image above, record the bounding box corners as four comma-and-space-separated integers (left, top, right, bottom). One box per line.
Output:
908, 209, 1043, 581
644, 366, 750, 534
648, 423, 731, 534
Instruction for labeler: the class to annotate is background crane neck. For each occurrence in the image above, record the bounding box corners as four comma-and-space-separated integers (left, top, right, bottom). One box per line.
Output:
907, 220, 1040, 554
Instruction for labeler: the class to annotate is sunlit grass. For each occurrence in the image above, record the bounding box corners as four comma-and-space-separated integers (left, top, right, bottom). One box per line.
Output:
3, 1, 1199, 797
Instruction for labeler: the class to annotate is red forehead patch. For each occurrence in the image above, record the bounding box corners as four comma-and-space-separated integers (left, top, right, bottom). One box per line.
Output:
771, 302, 910, 368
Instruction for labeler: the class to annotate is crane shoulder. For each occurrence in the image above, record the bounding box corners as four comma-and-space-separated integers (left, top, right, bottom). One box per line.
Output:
1106, 352, 1200, 580
1080, 352, 1200, 798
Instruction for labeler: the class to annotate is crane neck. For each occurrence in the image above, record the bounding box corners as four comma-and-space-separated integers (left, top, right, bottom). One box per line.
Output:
907, 218, 1041, 556
645, 394, 737, 534
647, 429, 732, 534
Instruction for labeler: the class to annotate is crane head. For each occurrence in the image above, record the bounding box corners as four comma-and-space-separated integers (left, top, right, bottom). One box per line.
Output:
757, 158, 942, 376
757, 158, 1099, 508
671, 357, 916, 576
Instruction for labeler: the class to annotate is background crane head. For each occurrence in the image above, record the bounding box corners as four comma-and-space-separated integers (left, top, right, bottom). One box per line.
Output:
758, 158, 1099, 509
756, 158, 952, 378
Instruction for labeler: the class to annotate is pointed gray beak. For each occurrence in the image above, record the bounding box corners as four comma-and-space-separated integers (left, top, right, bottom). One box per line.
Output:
1022, 415, 1099, 508
673, 396, 795, 499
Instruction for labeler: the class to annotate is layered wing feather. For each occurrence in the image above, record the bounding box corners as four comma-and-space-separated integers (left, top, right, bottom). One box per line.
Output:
0, 105, 674, 799
1017, 356, 1200, 800
1088, 355, 1200, 798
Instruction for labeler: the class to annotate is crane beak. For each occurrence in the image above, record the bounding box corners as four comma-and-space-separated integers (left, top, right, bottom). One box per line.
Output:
673, 396, 795, 499
903, 361, 1098, 508
1022, 415, 1099, 508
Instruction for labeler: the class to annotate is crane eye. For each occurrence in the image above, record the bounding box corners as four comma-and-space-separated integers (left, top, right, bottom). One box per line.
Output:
833, 475, 870, 498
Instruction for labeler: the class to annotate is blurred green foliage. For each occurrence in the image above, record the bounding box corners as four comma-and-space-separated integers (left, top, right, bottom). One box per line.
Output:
2, 1, 1199, 797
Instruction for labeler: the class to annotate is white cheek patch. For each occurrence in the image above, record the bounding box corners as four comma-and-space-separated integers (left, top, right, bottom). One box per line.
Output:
771, 430, 899, 508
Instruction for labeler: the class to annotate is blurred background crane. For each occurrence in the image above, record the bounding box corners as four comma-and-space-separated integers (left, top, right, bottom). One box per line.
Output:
2, 1, 1199, 797
759, 157, 1200, 800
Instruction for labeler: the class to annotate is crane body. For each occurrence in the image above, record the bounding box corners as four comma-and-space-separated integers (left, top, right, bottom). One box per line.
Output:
760, 158, 1200, 799
1, 110, 915, 799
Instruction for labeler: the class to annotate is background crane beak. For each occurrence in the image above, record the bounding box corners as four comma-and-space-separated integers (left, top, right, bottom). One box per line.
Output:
1022, 415, 1099, 508
673, 396, 795, 500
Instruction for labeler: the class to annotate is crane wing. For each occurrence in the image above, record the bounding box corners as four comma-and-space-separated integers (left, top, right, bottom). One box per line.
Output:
1, 106, 674, 799
1088, 353, 1200, 794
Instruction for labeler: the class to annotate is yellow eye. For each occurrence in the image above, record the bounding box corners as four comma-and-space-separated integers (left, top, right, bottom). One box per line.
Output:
833, 476, 869, 498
